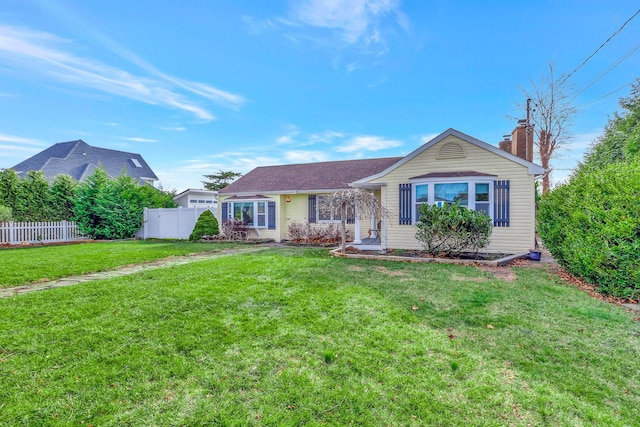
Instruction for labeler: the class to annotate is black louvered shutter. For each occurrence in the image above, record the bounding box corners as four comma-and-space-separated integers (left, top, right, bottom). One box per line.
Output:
494, 180, 510, 227
267, 201, 276, 230
221, 202, 229, 221
399, 183, 412, 225
308, 195, 317, 223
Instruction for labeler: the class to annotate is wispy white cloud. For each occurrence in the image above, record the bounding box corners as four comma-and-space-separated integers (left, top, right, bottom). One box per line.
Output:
0, 25, 246, 121
276, 124, 300, 144
421, 133, 440, 144
280, 0, 411, 57
0, 144, 42, 155
564, 131, 601, 153
276, 125, 344, 146
121, 137, 158, 143
285, 150, 329, 163
161, 126, 186, 132
0, 133, 46, 146
545, 130, 603, 186
0, 134, 46, 162
337, 135, 402, 152
241, 15, 278, 35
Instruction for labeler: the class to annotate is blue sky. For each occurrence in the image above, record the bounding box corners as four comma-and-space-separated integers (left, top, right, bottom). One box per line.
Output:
1, 0, 638, 191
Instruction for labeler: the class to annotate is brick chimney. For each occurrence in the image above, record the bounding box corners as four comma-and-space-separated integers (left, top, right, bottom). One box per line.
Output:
499, 121, 533, 162
512, 120, 528, 160
498, 135, 512, 153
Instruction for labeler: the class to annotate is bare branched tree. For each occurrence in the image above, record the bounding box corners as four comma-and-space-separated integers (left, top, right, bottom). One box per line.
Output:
521, 64, 577, 193
322, 188, 388, 253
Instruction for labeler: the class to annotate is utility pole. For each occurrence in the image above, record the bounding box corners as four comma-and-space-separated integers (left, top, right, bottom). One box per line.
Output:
525, 98, 533, 162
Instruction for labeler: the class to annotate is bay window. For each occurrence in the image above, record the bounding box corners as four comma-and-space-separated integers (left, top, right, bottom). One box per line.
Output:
230, 201, 267, 228
412, 178, 493, 223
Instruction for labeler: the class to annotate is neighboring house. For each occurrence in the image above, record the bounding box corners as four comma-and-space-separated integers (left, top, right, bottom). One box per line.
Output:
218, 128, 545, 253
173, 189, 218, 209
11, 140, 158, 185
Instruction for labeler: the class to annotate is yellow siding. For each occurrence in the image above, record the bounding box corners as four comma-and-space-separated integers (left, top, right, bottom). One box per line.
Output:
371, 135, 536, 253
216, 195, 281, 241
281, 194, 358, 241
219, 193, 359, 243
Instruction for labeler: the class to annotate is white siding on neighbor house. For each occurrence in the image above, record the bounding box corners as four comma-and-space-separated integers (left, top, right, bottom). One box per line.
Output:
174, 189, 219, 208
369, 135, 537, 253
137, 207, 217, 239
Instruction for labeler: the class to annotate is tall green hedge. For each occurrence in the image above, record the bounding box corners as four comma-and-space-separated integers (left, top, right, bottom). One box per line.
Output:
538, 160, 640, 298
74, 169, 153, 239
0, 167, 176, 238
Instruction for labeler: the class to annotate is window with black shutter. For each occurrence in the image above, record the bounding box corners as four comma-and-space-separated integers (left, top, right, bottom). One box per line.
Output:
399, 183, 412, 225
493, 180, 510, 227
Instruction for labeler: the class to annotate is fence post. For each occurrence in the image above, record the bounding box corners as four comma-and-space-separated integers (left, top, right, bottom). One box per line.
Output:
143, 208, 148, 239
10, 221, 15, 245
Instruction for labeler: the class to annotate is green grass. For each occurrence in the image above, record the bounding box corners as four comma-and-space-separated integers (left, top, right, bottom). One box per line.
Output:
0, 240, 241, 288
1, 247, 639, 426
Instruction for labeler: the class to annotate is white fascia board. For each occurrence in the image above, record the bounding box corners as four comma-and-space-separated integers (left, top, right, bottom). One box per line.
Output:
351, 128, 546, 186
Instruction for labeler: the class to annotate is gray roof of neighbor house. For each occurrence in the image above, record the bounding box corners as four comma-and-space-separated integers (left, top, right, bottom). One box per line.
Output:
11, 140, 158, 185
219, 157, 402, 195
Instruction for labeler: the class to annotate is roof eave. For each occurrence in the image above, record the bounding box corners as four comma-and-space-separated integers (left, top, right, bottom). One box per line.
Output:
352, 128, 547, 183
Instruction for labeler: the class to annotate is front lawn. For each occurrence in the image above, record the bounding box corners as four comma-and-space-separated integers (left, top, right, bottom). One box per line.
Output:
1, 247, 638, 425
0, 240, 241, 288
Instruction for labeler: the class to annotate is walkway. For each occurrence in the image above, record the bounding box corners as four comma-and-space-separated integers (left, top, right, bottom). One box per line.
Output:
0, 246, 267, 298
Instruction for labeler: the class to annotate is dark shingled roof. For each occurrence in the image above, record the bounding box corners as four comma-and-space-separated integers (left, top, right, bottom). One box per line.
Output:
219, 157, 402, 194
11, 140, 158, 185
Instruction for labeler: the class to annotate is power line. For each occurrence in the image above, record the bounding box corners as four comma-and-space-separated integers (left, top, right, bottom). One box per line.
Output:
570, 41, 640, 100
562, 8, 640, 82
578, 79, 636, 110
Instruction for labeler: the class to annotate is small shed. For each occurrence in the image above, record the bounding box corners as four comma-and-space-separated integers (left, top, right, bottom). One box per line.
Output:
174, 189, 219, 209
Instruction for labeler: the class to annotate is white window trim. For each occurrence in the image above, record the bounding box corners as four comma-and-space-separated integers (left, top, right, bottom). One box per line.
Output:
317, 194, 341, 223
227, 200, 268, 229
410, 177, 494, 225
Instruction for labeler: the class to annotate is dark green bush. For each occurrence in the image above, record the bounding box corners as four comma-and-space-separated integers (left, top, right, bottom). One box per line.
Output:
538, 160, 640, 299
189, 210, 219, 241
50, 174, 78, 221
415, 203, 492, 256
74, 169, 143, 239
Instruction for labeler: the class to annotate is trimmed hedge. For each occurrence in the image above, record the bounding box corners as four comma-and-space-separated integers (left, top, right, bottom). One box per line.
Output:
415, 203, 492, 256
538, 160, 640, 299
189, 210, 219, 241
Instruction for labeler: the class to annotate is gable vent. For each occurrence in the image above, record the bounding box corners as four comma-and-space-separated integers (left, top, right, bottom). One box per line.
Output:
437, 142, 465, 160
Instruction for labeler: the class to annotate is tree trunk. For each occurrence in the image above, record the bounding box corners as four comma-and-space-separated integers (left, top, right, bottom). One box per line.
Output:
539, 130, 552, 194
340, 215, 347, 253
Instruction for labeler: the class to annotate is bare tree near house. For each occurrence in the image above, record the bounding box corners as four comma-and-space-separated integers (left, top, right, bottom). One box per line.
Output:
521, 64, 577, 194
322, 188, 388, 254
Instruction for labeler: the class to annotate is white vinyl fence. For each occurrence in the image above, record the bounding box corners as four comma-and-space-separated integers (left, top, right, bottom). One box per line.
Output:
136, 207, 217, 240
0, 221, 87, 245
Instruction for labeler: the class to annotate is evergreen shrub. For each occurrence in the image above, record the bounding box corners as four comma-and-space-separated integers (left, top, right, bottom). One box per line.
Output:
189, 210, 219, 241
415, 203, 492, 256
